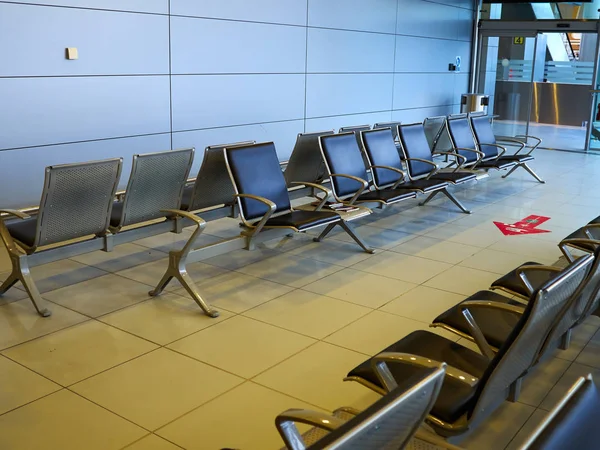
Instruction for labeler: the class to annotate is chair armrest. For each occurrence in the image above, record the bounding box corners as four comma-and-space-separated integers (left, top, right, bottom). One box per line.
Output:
160, 209, 207, 258
516, 265, 563, 296
560, 238, 600, 249
276, 409, 344, 432
496, 138, 526, 154
433, 152, 467, 171
0, 209, 31, 220
479, 143, 507, 160
329, 173, 369, 205
454, 147, 485, 159
235, 193, 276, 235
371, 352, 475, 390
290, 181, 332, 211
402, 157, 439, 179
515, 135, 542, 155
459, 300, 525, 359
578, 224, 600, 240
369, 165, 407, 189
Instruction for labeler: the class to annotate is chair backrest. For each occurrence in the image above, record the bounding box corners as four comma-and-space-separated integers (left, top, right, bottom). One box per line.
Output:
319, 133, 370, 199
447, 116, 479, 163
225, 142, 291, 221
520, 374, 600, 450
187, 141, 254, 211
113, 148, 194, 229
423, 116, 447, 152
470, 115, 500, 159
360, 128, 403, 189
34, 158, 122, 248
277, 365, 446, 450
284, 131, 334, 186
469, 254, 593, 426
398, 123, 437, 179
339, 125, 372, 155
373, 122, 401, 140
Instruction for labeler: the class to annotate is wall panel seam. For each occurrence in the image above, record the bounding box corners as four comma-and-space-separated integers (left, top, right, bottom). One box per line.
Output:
0, 1, 168, 16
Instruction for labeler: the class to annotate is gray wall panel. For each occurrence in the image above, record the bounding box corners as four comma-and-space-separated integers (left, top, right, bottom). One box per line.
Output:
392, 105, 454, 123
171, 75, 305, 131
308, 0, 397, 34
170, 0, 308, 25
171, 17, 306, 74
0, 76, 171, 150
173, 120, 304, 174
305, 112, 392, 134
0, 3, 169, 76
397, 0, 461, 40
395, 36, 470, 73
393, 73, 456, 110
0, 133, 172, 208
0, 0, 168, 14
307, 28, 395, 73
306, 74, 394, 118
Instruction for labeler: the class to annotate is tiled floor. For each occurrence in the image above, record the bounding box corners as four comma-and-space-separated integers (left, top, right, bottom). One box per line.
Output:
1, 149, 600, 449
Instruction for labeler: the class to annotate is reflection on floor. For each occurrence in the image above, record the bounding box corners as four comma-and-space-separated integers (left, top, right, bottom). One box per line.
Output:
1, 149, 600, 449
493, 120, 592, 152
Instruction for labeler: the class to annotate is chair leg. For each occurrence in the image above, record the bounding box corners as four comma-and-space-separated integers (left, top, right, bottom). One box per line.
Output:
521, 163, 545, 184
440, 189, 472, 214
508, 377, 522, 402
418, 189, 439, 207
1, 254, 51, 317
337, 221, 375, 254
313, 223, 337, 243
501, 164, 520, 179
559, 328, 572, 350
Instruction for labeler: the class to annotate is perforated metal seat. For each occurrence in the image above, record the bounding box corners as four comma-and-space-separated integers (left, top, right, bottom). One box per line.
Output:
346, 254, 592, 437
284, 131, 333, 187
489, 261, 550, 298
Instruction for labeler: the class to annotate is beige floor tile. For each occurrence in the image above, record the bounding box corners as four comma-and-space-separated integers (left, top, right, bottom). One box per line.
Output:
134, 228, 223, 253
0, 273, 27, 305
424, 266, 500, 296
23, 259, 108, 293
538, 362, 600, 411
100, 293, 231, 345
517, 356, 571, 408
352, 251, 452, 285
237, 253, 343, 288
118, 259, 230, 292
555, 322, 598, 362
43, 273, 153, 317
488, 236, 561, 264
368, 215, 444, 235
505, 409, 548, 450
286, 239, 375, 267
0, 299, 88, 350
302, 268, 416, 309
158, 382, 318, 450
0, 389, 146, 450
324, 310, 458, 355
425, 223, 504, 248
574, 327, 600, 369
243, 290, 370, 339
331, 224, 417, 250
380, 285, 466, 323
202, 246, 283, 271
169, 316, 315, 379
70, 243, 166, 272
0, 244, 11, 273
459, 248, 532, 275
124, 434, 181, 450
451, 401, 535, 450
3, 320, 157, 385
177, 271, 293, 314
0, 355, 61, 415
71, 348, 243, 430
253, 342, 380, 411
389, 236, 480, 264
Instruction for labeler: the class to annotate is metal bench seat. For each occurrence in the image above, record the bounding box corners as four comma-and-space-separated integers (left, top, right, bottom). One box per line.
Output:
346, 254, 591, 437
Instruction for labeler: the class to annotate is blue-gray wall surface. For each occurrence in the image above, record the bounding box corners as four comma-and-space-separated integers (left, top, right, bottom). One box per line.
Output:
0, 0, 475, 207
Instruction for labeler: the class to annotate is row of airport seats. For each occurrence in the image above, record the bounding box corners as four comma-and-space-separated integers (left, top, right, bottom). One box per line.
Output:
0, 113, 544, 319
274, 226, 600, 449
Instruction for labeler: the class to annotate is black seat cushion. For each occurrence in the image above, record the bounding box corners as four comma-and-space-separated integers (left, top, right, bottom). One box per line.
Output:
110, 201, 124, 228
432, 290, 522, 349
589, 216, 600, 225
357, 189, 416, 204
430, 172, 477, 184
320, 134, 371, 198
563, 227, 600, 252
180, 185, 193, 210
361, 129, 405, 187
259, 210, 339, 231
490, 261, 560, 298
6, 217, 38, 248
476, 159, 516, 170
401, 179, 448, 193
499, 154, 534, 163
348, 331, 488, 424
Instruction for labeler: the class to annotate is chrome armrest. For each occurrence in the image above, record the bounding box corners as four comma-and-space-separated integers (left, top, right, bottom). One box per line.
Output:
276, 409, 345, 450
516, 265, 563, 296
235, 193, 276, 235
160, 209, 207, 258
515, 134, 542, 155
454, 147, 485, 160
0, 209, 33, 253
290, 181, 332, 211
369, 165, 407, 189
0, 209, 31, 220
402, 157, 439, 179
329, 173, 369, 205
459, 300, 525, 359
560, 237, 600, 250
434, 151, 468, 172
496, 138, 526, 154
371, 352, 475, 390
579, 224, 600, 240
479, 142, 507, 160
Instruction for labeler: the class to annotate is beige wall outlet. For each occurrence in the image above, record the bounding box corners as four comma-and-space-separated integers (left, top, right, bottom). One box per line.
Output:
65, 47, 78, 60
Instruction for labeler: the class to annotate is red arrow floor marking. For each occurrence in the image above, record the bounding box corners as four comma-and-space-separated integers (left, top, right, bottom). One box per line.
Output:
494, 215, 551, 236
